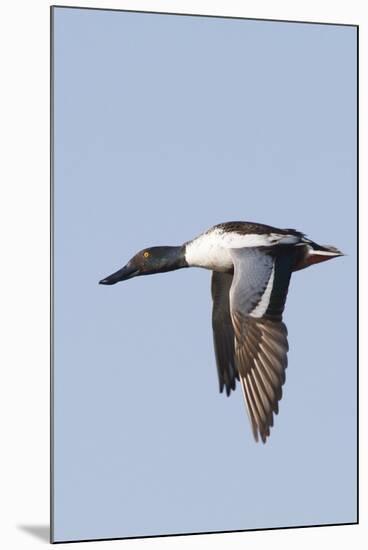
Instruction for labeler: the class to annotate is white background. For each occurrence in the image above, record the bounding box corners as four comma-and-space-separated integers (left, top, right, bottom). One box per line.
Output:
0, 1, 365, 549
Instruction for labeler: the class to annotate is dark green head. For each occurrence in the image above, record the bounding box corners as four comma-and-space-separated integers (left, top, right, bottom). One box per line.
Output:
99, 245, 187, 285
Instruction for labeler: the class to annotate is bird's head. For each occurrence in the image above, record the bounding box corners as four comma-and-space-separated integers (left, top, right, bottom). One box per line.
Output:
99, 246, 187, 285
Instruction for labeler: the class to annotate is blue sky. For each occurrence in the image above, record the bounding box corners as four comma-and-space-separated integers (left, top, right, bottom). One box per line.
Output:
53, 7, 357, 542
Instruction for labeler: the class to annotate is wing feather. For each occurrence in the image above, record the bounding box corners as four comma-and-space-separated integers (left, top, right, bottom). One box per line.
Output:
228, 247, 295, 442
211, 272, 239, 396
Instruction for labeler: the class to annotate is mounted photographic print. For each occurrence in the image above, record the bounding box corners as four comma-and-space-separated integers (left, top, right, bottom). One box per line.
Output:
51, 5, 358, 543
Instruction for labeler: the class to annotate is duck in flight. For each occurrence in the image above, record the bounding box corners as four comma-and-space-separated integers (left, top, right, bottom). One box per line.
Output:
99, 221, 343, 443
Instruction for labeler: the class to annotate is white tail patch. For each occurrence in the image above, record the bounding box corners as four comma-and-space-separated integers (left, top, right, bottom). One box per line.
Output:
307, 246, 343, 257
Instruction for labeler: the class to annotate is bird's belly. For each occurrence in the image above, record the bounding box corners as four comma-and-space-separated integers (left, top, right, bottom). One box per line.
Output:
202, 247, 233, 271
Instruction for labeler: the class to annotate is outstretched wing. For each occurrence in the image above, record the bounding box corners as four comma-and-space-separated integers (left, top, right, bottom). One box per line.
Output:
211, 272, 239, 396
229, 246, 295, 443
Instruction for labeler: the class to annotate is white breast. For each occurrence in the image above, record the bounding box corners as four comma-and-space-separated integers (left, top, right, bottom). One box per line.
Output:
185, 230, 233, 271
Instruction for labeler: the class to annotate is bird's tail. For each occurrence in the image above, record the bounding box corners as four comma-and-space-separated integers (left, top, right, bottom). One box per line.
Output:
293, 240, 344, 272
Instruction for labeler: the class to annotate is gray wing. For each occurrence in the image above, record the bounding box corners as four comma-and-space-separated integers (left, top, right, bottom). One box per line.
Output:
211, 272, 239, 396
229, 247, 295, 443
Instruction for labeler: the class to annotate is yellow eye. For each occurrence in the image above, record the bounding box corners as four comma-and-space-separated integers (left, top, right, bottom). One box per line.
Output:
143, 251, 150, 258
